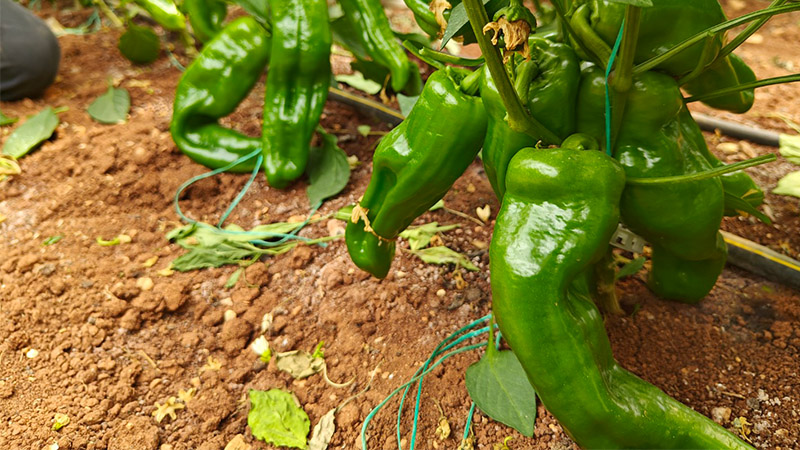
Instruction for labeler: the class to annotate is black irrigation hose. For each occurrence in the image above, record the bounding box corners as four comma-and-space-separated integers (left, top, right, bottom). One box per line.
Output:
328, 88, 800, 291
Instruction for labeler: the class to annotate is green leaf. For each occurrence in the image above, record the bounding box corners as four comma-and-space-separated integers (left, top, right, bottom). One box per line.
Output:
307, 130, 351, 207
170, 240, 263, 271
335, 72, 382, 95
723, 191, 772, 225
88, 85, 130, 124
0, 109, 18, 126
224, 267, 245, 289
399, 222, 460, 251
231, 0, 270, 23
773, 170, 800, 198
409, 246, 479, 271
357, 125, 371, 137
118, 25, 160, 64
248, 389, 310, 449
330, 16, 367, 59
615, 256, 646, 280
397, 94, 419, 118
779, 134, 800, 165
607, 0, 653, 6
2, 107, 59, 159
441, 0, 490, 48
42, 235, 64, 246
465, 348, 537, 436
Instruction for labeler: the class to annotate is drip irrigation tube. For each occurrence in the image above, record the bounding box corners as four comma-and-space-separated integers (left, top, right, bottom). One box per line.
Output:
327, 88, 800, 291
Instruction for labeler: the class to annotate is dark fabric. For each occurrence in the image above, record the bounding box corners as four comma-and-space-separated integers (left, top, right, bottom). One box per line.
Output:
0, 0, 61, 101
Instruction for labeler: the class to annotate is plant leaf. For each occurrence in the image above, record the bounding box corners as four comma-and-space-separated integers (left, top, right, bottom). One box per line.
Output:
118, 25, 160, 64
399, 222, 459, 251
409, 246, 479, 271
224, 267, 245, 289
248, 389, 310, 449
441, 0, 490, 48
779, 134, 800, 165
723, 191, 772, 225
465, 349, 537, 437
615, 256, 646, 280
2, 107, 59, 159
0, 109, 18, 126
307, 130, 351, 207
773, 170, 800, 198
230, 0, 269, 23
88, 85, 130, 124
275, 350, 325, 379
308, 408, 336, 450
335, 72, 382, 95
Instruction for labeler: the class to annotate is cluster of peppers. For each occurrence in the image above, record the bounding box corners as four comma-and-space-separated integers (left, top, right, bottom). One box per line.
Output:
169, 0, 421, 188
344, 0, 782, 448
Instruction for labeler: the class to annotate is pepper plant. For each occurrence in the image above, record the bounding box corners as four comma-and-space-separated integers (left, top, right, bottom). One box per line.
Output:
343, 0, 800, 448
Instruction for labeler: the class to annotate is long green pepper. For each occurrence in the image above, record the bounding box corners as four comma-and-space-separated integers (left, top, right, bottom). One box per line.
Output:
262, 0, 332, 188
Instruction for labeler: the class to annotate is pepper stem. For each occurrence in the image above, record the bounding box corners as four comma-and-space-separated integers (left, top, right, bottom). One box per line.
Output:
593, 249, 623, 316
684, 73, 800, 104
626, 154, 776, 186
633, 3, 800, 75
462, 0, 560, 144
486, 316, 497, 358
608, 5, 642, 152
720, 0, 787, 59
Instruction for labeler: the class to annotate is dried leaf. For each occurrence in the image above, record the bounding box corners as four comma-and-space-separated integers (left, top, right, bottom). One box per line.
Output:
476, 205, 491, 223
275, 351, 325, 379
308, 408, 336, 450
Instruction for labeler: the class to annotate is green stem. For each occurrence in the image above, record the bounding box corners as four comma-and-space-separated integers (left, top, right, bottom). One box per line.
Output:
549, 0, 601, 67
404, 40, 484, 67
402, 41, 446, 70
569, 5, 611, 68
675, 38, 719, 86
720, 0, 787, 59
93, 0, 124, 28
462, 0, 560, 144
626, 154, 776, 186
633, 3, 800, 75
609, 6, 641, 150
685, 74, 800, 103
486, 316, 497, 357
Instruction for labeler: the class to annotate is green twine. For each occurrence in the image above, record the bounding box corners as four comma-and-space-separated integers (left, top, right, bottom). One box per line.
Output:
604, 19, 626, 156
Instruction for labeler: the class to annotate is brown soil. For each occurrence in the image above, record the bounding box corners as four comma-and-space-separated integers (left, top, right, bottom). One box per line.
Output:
1, 2, 799, 450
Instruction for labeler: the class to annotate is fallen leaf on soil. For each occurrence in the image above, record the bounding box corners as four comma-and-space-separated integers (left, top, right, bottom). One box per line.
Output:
399, 222, 459, 251
433, 399, 450, 440
142, 256, 159, 268
248, 389, 310, 449
52, 413, 70, 431
261, 313, 273, 333
308, 408, 336, 450
476, 205, 491, 223
275, 350, 325, 380
409, 246, 479, 271
96, 234, 131, 246
152, 396, 184, 423
200, 356, 222, 373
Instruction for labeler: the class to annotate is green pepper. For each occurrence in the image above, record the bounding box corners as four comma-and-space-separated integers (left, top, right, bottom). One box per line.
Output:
346, 69, 488, 278
481, 37, 580, 199
401, 0, 442, 37
338, 0, 419, 93
491, 146, 752, 449
676, 106, 764, 217
134, 0, 186, 31
576, 65, 726, 301
170, 17, 271, 172
261, 0, 332, 188
566, 0, 726, 77
184, 0, 227, 43
683, 53, 756, 113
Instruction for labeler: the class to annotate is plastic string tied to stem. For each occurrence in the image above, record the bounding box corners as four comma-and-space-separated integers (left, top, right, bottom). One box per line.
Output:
173, 149, 323, 248
604, 19, 626, 156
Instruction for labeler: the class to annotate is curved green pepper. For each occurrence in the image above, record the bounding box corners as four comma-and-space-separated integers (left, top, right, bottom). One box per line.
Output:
170, 17, 271, 172
262, 0, 332, 188
184, 0, 227, 43
134, 0, 186, 31
492, 146, 752, 449
401, 0, 442, 37
683, 53, 756, 113
346, 69, 488, 278
339, 0, 419, 93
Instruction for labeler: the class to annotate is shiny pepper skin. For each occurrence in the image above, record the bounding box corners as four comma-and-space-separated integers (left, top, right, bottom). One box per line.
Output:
170, 17, 270, 173
134, 0, 186, 31
261, 0, 332, 188
683, 53, 757, 114
492, 147, 753, 449
346, 69, 488, 278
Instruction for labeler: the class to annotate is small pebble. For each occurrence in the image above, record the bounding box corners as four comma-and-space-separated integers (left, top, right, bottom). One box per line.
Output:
223, 310, 237, 322
136, 277, 154, 291
436, 289, 446, 297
